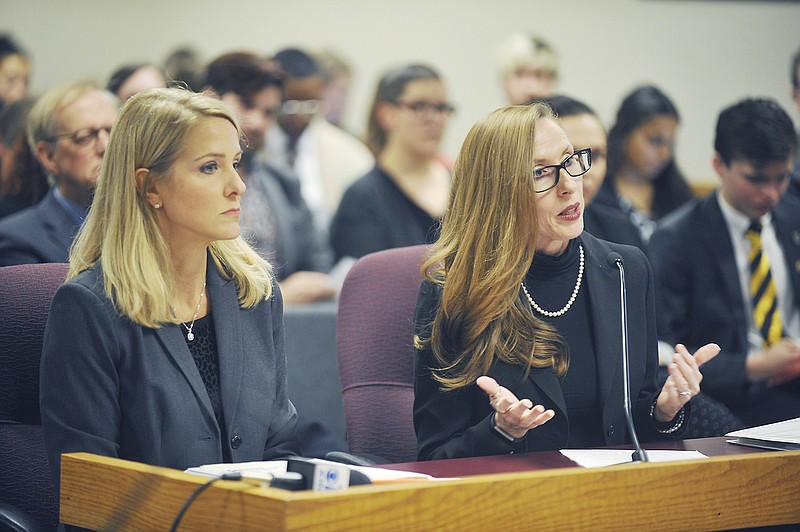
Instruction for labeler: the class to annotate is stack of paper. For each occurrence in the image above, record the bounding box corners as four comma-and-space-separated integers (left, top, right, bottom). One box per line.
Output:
726, 417, 800, 451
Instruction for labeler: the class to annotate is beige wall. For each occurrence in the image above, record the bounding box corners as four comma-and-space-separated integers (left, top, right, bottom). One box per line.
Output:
4, 0, 799, 184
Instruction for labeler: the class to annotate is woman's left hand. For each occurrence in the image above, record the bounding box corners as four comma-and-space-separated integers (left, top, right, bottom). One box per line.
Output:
654, 343, 720, 422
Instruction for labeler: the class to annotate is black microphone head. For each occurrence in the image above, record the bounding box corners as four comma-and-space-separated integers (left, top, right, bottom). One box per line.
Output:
348, 470, 373, 486
607, 251, 624, 267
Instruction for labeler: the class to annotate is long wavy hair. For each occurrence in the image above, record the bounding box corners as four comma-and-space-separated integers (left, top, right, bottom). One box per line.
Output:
605, 85, 692, 219
416, 104, 569, 391
68, 88, 274, 328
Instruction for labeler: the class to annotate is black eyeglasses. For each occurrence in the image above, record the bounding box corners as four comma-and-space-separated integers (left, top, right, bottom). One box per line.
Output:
533, 148, 592, 193
45, 127, 112, 148
392, 100, 456, 118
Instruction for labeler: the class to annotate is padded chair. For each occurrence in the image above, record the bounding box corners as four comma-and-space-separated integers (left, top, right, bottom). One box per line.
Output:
0, 263, 68, 532
336, 245, 427, 464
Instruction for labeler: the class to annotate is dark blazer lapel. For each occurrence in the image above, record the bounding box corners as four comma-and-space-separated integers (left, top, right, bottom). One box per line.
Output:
207, 263, 244, 431
582, 236, 623, 411
39, 191, 80, 252
773, 197, 800, 305
701, 196, 748, 329
526, 364, 567, 417
153, 322, 217, 423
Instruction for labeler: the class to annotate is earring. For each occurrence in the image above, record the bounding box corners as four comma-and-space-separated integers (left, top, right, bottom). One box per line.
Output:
154, 203, 161, 209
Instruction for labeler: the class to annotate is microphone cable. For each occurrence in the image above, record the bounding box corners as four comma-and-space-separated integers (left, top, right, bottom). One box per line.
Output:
169, 472, 242, 532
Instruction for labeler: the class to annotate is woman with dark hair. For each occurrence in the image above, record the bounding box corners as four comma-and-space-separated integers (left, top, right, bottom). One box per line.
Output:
106, 63, 166, 102
330, 64, 453, 260
544, 94, 643, 250
0, 35, 30, 110
593, 86, 693, 244
413, 103, 718, 460
0, 97, 48, 218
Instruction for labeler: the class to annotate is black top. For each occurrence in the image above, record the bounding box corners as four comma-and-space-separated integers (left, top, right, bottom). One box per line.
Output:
184, 312, 231, 462
330, 165, 440, 261
525, 240, 603, 447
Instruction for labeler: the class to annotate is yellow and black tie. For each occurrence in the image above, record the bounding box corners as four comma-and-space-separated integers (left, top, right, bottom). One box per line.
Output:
746, 221, 785, 347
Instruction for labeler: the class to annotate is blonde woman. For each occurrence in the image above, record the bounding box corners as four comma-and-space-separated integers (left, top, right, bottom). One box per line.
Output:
40, 89, 298, 497
413, 104, 718, 460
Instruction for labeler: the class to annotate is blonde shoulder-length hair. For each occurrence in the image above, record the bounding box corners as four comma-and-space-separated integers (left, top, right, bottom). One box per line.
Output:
68, 88, 274, 328
416, 103, 569, 390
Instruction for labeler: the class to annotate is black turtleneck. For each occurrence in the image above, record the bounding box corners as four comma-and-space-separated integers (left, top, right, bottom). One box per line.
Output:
524, 238, 603, 448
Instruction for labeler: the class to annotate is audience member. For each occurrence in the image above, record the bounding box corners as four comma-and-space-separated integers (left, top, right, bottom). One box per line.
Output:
0, 35, 30, 110
163, 46, 205, 92
106, 63, 167, 102
330, 64, 452, 261
40, 89, 298, 506
414, 104, 718, 460
315, 48, 353, 128
649, 98, 800, 427
593, 85, 694, 244
789, 45, 800, 198
267, 47, 373, 227
0, 81, 117, 266
497, 33, 558, 105
204, 52, 336, 306
544, 95, 644, 250
0, 97, 48, 218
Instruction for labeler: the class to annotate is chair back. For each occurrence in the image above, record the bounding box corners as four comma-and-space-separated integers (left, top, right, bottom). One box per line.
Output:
337, 245, 427, 463
0, 263, 68, 531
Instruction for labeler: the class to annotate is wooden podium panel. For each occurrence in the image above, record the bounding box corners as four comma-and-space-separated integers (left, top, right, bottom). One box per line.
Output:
61, 450, 800, 531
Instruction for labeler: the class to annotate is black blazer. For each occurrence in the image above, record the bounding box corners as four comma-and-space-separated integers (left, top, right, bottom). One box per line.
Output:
40, 261, 298, 492
414, 232, 680, 460
648, 192, 800, 410
583, 202, 645, 252
0, 189, 78, 266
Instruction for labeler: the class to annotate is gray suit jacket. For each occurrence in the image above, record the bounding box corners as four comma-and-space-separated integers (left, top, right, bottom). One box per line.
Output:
414, 232, 679, 460
0, 189, 78, 266
40, 261, 298, 493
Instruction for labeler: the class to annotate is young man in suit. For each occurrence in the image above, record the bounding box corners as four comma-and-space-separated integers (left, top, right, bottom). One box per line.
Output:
649, 98, 800, 427
0, 81, 117, 265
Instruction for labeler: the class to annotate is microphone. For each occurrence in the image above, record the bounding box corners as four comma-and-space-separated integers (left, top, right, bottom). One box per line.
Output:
269, 458, 373, 491
607, 252, 649, 463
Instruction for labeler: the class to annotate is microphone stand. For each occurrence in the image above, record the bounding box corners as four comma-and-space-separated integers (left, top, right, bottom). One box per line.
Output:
613, 255, 649, 463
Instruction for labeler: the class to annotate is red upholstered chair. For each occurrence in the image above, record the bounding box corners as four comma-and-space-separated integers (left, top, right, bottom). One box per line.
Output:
0, 263, 68, 532
336, 245, 428, 464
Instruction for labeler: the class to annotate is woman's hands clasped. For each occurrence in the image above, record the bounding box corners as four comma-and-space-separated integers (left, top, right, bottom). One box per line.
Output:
476, 375, 555, 440
654, 343, 720, 422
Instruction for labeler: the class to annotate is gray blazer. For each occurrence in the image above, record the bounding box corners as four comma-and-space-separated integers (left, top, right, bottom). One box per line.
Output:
40, 261, 298, 492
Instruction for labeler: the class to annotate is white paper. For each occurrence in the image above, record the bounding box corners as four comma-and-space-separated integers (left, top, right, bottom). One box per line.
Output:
726, 417, 800, 445
560, 449, 708, 468
184, 458, 433, 483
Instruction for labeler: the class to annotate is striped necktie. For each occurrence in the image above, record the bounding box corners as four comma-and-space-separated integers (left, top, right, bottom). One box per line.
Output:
746, 221, 784, 347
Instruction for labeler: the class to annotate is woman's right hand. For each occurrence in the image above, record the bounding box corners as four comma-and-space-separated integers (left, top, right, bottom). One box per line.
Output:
476, 375, 555, 439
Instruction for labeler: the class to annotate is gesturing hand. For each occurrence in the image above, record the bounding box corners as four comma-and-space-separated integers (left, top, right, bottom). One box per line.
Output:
655, 343, 720, 422
476, 376, 555, 440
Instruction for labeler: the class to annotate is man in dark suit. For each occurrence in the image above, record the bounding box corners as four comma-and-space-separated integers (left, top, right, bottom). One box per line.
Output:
0, 81, 117, 265
649, 98, 800, 427
789, 45, 800, 199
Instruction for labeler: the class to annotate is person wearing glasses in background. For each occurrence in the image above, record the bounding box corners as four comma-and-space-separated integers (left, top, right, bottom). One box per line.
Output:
266, 48, 373, 230
0, 81, 117, 266
413, 104, 719, 460
330, 64, 453, 261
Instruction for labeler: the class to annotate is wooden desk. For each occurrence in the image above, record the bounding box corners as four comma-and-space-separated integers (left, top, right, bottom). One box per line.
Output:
60, 440, 800, 531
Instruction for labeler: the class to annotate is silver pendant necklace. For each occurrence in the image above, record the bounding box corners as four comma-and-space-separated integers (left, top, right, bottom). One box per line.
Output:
173, 281, 206, 341
520, 244, 584, 318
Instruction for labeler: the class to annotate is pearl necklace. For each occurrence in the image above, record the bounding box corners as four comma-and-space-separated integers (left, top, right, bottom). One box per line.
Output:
520, 244, 584, 318
173, 281, 206, 341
